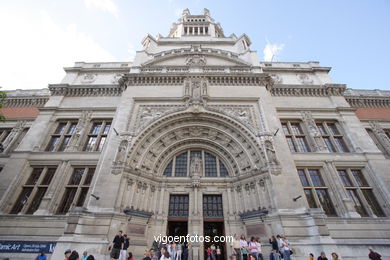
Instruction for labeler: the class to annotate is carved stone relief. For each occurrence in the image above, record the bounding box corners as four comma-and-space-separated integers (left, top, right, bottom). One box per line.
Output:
1, 120, 27, 152
183, 78, 208, 107
207, 105, 260, 132
67, 110, 92, 152
301, 111, 327, 152
111, 73, 123, 84
132, 105, 185, 133
185, 55, 207, 66
270, 74, 282, 84
81, 73, 97, 83
297, 73, 313, 84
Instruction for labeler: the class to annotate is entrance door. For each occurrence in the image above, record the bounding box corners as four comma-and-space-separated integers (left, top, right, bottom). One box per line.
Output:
203, 195, 225, 260
204, 221, 226, 260
167, 221, 188, 237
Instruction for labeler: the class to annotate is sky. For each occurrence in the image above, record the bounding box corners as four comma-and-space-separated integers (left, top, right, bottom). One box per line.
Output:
0, 0, 389, 91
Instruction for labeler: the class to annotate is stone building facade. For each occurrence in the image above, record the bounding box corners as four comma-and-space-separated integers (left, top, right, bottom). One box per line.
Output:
0, 9, 389, 260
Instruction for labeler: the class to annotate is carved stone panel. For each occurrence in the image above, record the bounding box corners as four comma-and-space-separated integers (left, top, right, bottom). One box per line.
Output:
132, 105, 185, 133
207, 105, 260, 132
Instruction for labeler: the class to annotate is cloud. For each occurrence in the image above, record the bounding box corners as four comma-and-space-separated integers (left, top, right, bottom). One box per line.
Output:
0, 9, 116, 90
84, 0, 119, 18
263, 42, 285, 62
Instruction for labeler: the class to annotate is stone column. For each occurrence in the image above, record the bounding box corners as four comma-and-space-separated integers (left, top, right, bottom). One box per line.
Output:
324, 160, 359, 217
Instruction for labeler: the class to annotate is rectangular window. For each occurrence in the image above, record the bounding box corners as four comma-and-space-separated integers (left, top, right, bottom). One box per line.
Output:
46, 121, 77, 152
316, 122, 349, 153
281, 121, 310, 152
203, 195, 223, 218
175, 152, 188, 177
10, 167, 57, 214
204, 152, 217, 177
168, 195, 189, 218
83, 120, 111, 152
337, 169, 385, 217
297, 168, 337, 216
57, 167, 96, 214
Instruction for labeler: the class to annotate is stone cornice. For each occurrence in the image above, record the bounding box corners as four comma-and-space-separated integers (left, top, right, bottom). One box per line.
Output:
344, 96, 390, 108
120, 74, 273, 87
48, 84, 127, 96
267, 83, 346, 97
3, 96, 49, 108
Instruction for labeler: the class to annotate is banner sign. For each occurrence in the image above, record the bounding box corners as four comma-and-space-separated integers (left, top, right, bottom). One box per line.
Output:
0, 241, 56, 254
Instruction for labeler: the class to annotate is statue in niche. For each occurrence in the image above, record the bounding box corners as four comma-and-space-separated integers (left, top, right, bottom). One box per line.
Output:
265, 140, 278, 165
115, 139, 128, 164
190, 154, 202, 177
201, 81, 208, 95
184, 80, 191, 96
192, 81, 201, 100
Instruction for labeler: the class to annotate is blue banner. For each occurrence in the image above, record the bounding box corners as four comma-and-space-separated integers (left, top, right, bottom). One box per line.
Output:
0, 241, 56, 254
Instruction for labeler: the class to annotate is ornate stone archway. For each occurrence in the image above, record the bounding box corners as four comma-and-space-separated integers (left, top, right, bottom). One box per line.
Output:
126, 110, 268, 177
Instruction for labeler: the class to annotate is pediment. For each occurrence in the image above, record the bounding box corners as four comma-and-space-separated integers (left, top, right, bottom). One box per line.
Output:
142, 49, 251, 67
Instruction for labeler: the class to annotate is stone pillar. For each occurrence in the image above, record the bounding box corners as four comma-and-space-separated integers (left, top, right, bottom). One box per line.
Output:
114, 176, 128, 211
324, 160, 359, 217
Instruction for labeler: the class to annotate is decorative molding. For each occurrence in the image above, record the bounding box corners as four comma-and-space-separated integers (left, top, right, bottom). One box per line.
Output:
267, 83, 346, 97
345, 97, 390, 108
49, 84, 126, 96
142, 46, 251, 67
3, 97, 49, 108
120, 74, 272, 87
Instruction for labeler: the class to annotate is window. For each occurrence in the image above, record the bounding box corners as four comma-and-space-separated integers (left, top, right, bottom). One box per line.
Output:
46, 121, 77, 152
162, 150, 229, 177
316, 122, 349, 153
0, 129, 11, 143
84, 120, 111, 151
10, 167, 57, 214
168, 195, 189, 218
337, 169, 385, 217
297, 168, 337, 216
203, 195, 223, 218
57, 167, 96, 214
281, 121, 310, 152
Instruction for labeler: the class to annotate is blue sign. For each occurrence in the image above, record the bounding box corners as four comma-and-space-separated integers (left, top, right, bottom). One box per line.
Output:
0, 241, 56, 254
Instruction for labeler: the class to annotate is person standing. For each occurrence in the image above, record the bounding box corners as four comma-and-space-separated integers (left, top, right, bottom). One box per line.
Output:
280, 236, 291, 260
210, 244, 216, 260
143, 249, 152, 260
307, 253, 314, 260
368, 248, 382, 260
172, 242, 177, 260
330, 252, 339, 260
177, 242, 183, 260
109, 230, 124, 260
255, 237, 263, 260
269, 236, 279, 260
248, 237, 258, 260
183, 242, 189, 260
216, 245, 221, 260
120, 234, 130, 260
317, 252, 328, 260
64, 249, 72, 260
36, 251, 47, 260
231, 234, 241, 260
239, 235, 248, 260
81, 251, 88, 260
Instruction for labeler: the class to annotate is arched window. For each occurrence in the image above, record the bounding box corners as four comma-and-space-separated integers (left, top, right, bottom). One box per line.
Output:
163, 150, 229, 177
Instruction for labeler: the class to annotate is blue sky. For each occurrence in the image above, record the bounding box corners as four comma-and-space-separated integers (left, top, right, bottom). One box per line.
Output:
0, 0, 389, 90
